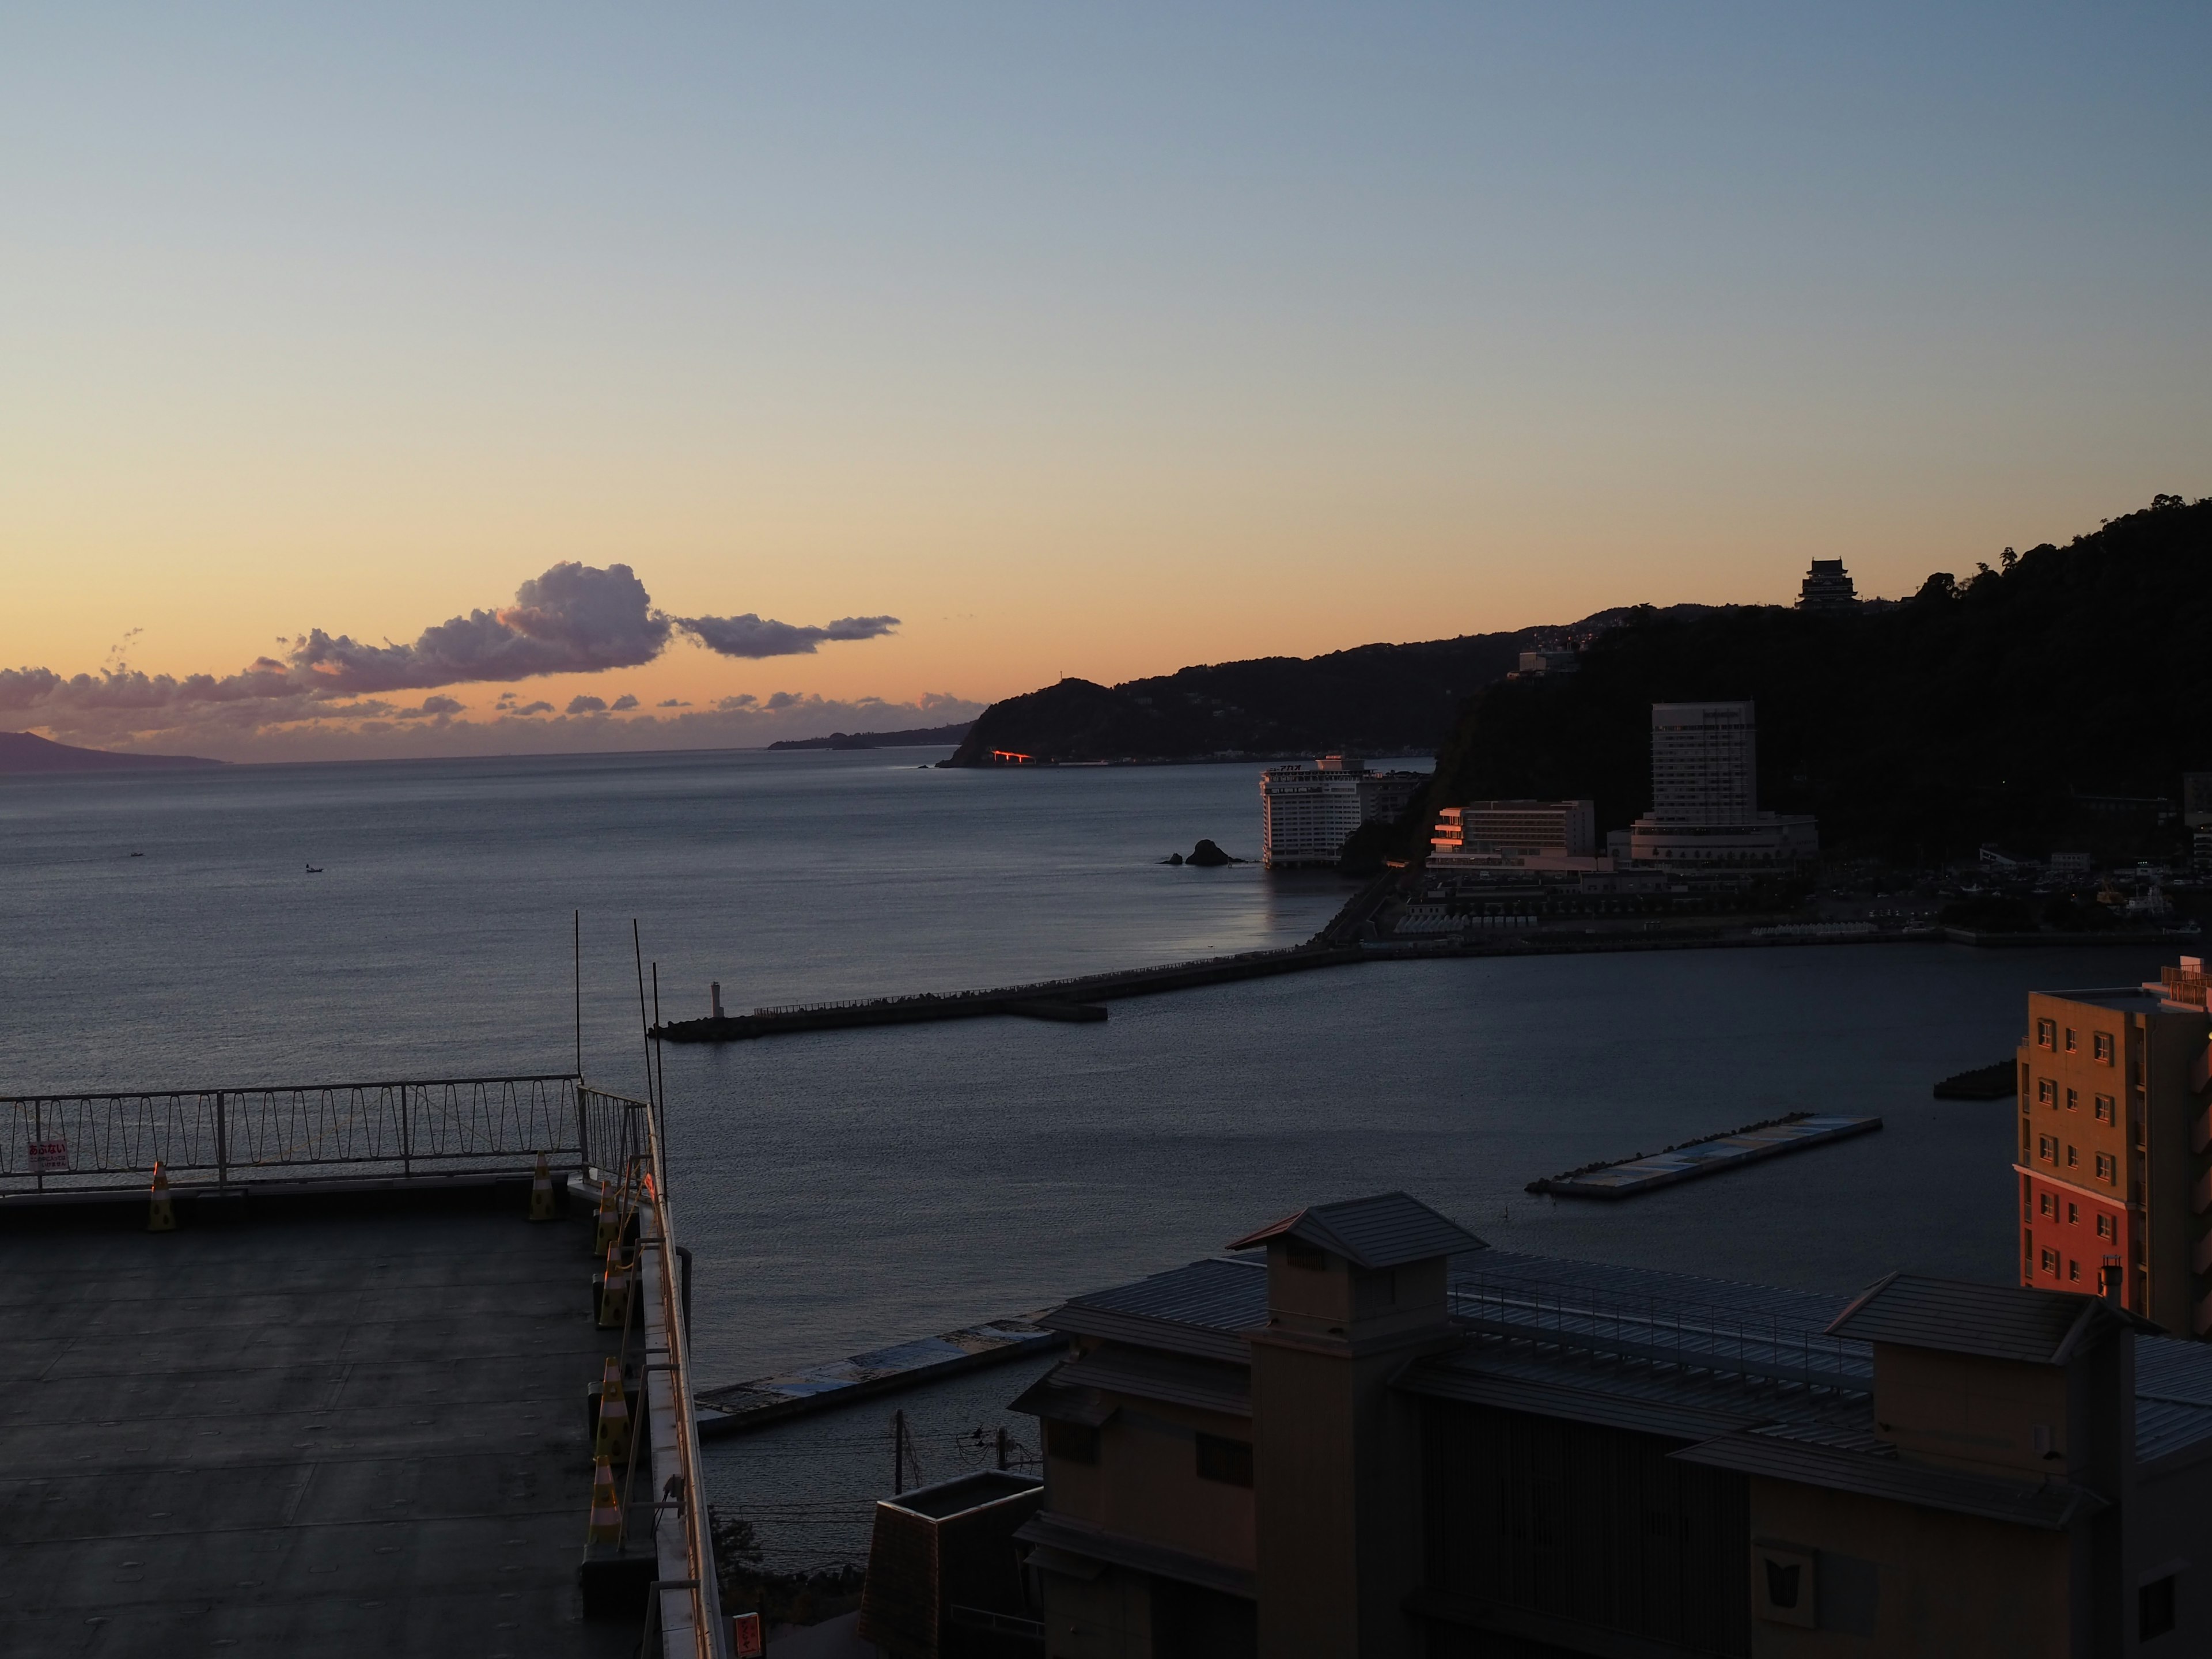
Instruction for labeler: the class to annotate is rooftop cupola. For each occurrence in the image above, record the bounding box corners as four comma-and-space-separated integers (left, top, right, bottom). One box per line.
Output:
1228, 1191, 1484, 1347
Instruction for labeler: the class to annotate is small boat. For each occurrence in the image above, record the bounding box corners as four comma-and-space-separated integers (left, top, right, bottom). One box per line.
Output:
305, 863, 324, 873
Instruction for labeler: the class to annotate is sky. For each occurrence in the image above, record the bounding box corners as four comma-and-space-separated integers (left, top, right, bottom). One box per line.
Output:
2, 3, 2207, 759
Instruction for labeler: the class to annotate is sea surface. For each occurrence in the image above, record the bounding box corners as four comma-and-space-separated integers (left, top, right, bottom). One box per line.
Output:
2, 746, 2184, 1567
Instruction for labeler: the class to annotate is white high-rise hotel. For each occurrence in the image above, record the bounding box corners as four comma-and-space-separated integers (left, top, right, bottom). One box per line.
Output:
1260, 756, 1424, 868
1625, 701, 1817, 866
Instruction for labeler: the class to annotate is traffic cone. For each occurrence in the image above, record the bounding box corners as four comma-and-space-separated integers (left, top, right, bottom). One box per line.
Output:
529, 1153, 557, 1222
597, 1246, 631, 1329
586, 1456, 622, 1544
147, 1163, 175, 1233
593, 1359, 630, 1461
593, 1181, 619, 1253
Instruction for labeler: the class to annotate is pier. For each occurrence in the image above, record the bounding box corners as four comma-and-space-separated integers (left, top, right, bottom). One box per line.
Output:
695, 1317, 1056, 1437
1525, 1111, 1883, 1200
655, 942, 1365, 1043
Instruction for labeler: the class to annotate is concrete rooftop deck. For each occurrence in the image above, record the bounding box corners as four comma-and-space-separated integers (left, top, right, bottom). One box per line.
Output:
0, 1194, 635, 1658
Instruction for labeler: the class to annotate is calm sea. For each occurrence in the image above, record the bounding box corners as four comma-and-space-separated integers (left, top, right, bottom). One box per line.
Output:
2, 746, 2181, 1566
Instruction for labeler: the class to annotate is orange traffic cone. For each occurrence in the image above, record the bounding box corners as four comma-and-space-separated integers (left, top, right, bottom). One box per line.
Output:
147, 1163, 175, 1233
593, 1181, 619, 1253
586, 1456, 622, 1544
593, 1359, 631, 1461
529, 1153, 557, 1222
597, 1246, 632, 1329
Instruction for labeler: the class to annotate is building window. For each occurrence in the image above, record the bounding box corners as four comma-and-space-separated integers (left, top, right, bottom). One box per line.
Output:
2036, 1018, 2057, 1050
2096, 1153, 2117, 1183
2067, 1146, 2080, 1168
2041, 1248, 2059, 1275
1046, 1421, 1100, 1465
2065, 1028, 2078, 1053
2141, 1573, 2176, 1639
2095, 1094, 2116, 1124
1194, 1433, 1254, 1487
2039, 1192, 2056, 1218
2069, 1260, 2081, 1281
2066, 1088, 2078, 1112
2037, 1078, 2056, 1106
2067, 1202, 2080, 1224
2097, 1214, 2115, 1241
2093, 1032, 2115, 1065
2038, 1135, 2058, 1164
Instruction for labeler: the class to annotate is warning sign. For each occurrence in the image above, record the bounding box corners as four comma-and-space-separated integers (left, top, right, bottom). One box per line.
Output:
729, 1612, 763, 1657
28, 1141, 67, 1175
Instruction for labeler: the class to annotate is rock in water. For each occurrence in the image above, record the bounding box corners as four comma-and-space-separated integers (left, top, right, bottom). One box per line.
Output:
1187, 839, 1231, 868
1163, 853, 1185, 865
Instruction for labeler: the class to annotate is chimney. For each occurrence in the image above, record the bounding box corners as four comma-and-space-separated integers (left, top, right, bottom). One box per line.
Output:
2103, 1253, 2124, 1306
710, 981, 724, 1020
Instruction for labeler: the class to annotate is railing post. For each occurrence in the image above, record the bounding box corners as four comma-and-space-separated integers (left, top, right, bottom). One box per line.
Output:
575, 1084, 592, 1177
400, 1084, 412, 1180
215, 1092, 228, 1190
33, 1099, 43, 1194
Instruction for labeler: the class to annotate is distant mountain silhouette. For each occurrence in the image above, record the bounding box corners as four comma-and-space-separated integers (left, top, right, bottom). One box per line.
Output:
941, 608, 1717, 767
0, 732, 224, 774
766, 721, 974, 751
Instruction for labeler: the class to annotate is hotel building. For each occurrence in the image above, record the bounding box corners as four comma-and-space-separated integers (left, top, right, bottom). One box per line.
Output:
1428, 800, 1596, 868
2017, 957, 2212, 1332
1010, 1191, 2212, 1657
1259, 757, 1423, 868
1626, 701, 1818, 868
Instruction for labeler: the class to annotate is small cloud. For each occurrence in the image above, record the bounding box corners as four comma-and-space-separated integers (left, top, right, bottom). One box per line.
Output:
396, 694, 465, 719
766, 690, 800, 710
610, 694, 639, 711
566, 694, 608, 715
716, 694, 757, 711
657, 698, 691, 708
676, 612, 900, 659
515, 700, 554, 716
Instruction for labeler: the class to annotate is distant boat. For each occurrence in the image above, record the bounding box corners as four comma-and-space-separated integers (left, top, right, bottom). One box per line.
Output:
305, 863, 323, 873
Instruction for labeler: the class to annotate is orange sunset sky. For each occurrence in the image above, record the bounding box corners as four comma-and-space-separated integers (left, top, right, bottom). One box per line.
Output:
3, 5, 2206, 759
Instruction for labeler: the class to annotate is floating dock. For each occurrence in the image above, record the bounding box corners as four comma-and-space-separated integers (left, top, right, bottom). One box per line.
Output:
694, 1317, 1060, 1437
1527, 1112, 1883, 1200
656, 943, 1364, 1043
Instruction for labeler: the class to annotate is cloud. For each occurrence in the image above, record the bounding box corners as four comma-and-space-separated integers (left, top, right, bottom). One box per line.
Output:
515, 700, 554, 715
611, 694, 639, 711
566, 694, 608, 715
675, 613, 899, 658
656, 698, 690, 708
3, 561, 907, 751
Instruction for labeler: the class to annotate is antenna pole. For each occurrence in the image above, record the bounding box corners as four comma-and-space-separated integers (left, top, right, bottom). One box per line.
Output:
651, 960, 669, 1202
573, 910, 582, 1080
631, 920, 654, 1109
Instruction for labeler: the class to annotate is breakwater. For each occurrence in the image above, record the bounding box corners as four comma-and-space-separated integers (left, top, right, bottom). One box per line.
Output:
654, 942, 1368, 1042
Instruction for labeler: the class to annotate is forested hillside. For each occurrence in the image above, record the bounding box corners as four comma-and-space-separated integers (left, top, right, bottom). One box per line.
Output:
1397, 497, 2211, 863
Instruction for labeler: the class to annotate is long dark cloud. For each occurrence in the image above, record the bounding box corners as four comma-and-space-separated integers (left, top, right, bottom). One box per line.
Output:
674, 613, 900, 658
2, 562, 905, 748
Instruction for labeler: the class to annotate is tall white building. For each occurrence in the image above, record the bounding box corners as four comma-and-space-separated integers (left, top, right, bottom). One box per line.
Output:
1627, 701, 1816, 866
1260, 756, 1423, 868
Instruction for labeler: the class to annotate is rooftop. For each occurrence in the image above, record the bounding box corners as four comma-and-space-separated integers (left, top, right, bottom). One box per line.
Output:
1827, 1271, 2158, 1363
1225, 1190, 1487, 1270
0, 1196, 630, 1658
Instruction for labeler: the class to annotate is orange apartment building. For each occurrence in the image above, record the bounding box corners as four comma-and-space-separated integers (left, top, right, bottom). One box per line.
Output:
2017, 956, 2212, 1330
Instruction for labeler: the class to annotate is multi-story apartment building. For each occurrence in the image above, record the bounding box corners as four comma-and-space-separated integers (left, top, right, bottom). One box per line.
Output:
1010, 1191, 2212, 1657
1626, 701, 1818, 868
1259, 757, 1422, 868
1427, 799, 1597, 867
2017, 956, 2212, 1331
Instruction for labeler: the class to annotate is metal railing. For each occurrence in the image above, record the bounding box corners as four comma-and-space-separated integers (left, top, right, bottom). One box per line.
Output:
590, 1084, 728, 1659
1450, 1272, 1872, 1397
1, 1074, 584, 1194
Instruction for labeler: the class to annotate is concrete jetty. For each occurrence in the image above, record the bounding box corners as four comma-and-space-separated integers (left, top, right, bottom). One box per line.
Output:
695, 1317, 1058, 1437
1526, 1112, 1883, 1200
655, 942, 1365, 1043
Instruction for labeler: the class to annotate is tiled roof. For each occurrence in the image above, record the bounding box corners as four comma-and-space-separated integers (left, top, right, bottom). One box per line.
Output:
1041, 1258, 1266, 1363
1825, 1274, 2156, 1363
1226, 1191, 1486, 1270
1056, 1347, 1252, 1420
1672, 1430, 2103, 1531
